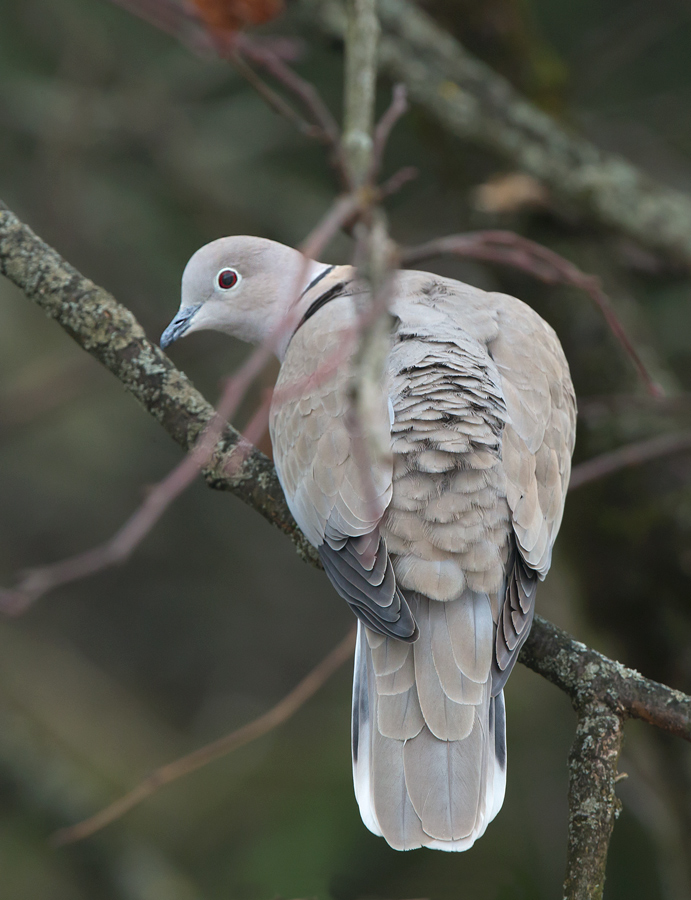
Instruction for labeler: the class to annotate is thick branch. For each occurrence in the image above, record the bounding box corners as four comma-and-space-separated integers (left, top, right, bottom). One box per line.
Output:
0, 200, 317, 565
3, 201, 691, 743
299, 0, 691, 268
5, 201, 691, 894
520, 615, 691, 743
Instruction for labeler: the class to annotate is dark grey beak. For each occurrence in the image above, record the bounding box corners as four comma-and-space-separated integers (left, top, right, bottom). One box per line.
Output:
160, 303, 202, 349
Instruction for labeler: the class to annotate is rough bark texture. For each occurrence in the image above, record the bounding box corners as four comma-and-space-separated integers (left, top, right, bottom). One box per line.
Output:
0, 200, 317, 565
521, 615, 691, 742
563, 704, 624, 900
298, 0, 691, 267
4, 199, 691, 893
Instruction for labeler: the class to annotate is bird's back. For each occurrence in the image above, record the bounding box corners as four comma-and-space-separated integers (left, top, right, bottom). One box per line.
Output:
270, 267, 576, 850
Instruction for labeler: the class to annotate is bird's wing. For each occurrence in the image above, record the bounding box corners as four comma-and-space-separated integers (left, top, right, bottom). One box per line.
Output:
486, 290, 576, 689
350, 272, 575, 850
270, 270, 417, 640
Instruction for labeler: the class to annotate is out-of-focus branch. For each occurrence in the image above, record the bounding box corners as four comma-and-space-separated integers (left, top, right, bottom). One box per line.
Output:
0, 382, 271, 615
569, 431, 691, 491
49, 614, 691, 854
342, 0, 379, 188
52, 627, 356, 846
400, 230, 661, 396
299, 0, 691, 269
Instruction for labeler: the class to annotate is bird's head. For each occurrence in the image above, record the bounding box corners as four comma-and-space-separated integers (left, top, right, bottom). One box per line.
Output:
160, 236, 323, 354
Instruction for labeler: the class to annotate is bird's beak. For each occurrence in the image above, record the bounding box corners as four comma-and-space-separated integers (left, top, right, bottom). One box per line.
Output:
160, 303, 202, 349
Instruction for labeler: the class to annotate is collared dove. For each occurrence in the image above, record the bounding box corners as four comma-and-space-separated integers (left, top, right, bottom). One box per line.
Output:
161, 236, 576, 851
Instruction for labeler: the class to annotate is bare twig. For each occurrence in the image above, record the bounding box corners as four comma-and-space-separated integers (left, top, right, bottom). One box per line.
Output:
0, 359, 263, 616
48, 613, 691, 853
109, 0, 213, 54
299, 0, 691, 268
376, 165, 418, 199
368, 83, 407, 183
400, 230, 661, 397
228, 51, 323, 141
0, 188, 366, 614
569, 431, 691, 491
342, 0, 380, 189
233, 34, 351, 189
51, 627, 356, 846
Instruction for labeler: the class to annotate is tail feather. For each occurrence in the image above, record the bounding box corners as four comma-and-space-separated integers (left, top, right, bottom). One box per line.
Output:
352, 592, 507, 851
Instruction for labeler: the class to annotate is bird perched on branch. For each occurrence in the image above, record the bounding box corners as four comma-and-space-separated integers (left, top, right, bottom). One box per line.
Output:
161, 236, 576, 851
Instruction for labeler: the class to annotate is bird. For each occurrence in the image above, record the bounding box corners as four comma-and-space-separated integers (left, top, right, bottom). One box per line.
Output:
161, 235, 576, 851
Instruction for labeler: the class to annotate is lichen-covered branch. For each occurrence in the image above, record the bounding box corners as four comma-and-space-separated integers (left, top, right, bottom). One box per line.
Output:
299, 0, 691, 268
520, 615, 691, 742
4, 201, 691, 895
0, 199, 317, 565
563, 704, 624, 900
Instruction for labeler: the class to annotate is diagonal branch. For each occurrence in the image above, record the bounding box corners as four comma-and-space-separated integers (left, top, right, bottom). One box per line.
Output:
400, 230, 661, 397
44, 613, 691, 854
569, 431, 691, 491
51, 627, 356, 846
299, 0, 691, 269
0, 199, 318, 566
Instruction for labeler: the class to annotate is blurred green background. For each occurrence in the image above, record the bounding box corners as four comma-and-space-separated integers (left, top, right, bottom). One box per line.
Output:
2, 0, 691, 897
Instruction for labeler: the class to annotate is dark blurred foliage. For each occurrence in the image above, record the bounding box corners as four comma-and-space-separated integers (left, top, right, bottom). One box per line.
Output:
1, 0, 691, 897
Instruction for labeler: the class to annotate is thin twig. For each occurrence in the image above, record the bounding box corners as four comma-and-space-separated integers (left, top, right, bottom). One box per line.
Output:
228, 51, 323, 141
569, 431, 691, 491
51, 627, 356, 846
108, 0, 214, 54
368, 83, 408, 184
400, 230, 662, 397
0, 361, 260, 616
0, 191, 359, 614
342, 0, 379, 188
376, 165, 418, 200
233, 33, 350, 189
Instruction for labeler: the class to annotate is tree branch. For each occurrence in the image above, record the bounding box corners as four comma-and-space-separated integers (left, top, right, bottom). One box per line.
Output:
0, 199, 318, 566
569, 431, 691, 491
400, 230, 661, 396
51, 627, 356, 846
299, 0, 691, 268
2, 190, 689, 892
564, 704, 624, 900
520, 616, 691, 743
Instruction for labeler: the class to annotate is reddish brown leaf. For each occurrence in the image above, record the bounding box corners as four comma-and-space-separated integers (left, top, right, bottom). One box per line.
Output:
191, 0, 283, 31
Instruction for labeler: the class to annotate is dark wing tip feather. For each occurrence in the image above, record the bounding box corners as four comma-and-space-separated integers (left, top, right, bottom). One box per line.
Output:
491, 551, 537, 695
319, 537, 419, 642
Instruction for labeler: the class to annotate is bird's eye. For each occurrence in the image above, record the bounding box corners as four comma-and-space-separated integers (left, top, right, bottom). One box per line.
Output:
217, 268, 240, 290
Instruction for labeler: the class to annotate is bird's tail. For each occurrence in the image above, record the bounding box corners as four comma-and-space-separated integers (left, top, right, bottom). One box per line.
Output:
351, 592, 507, 851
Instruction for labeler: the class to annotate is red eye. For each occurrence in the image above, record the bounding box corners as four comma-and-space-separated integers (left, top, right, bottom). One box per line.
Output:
217, 268, 239, 290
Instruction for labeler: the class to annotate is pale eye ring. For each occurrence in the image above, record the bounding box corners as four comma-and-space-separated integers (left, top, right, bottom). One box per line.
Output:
216, 267, 240, 290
